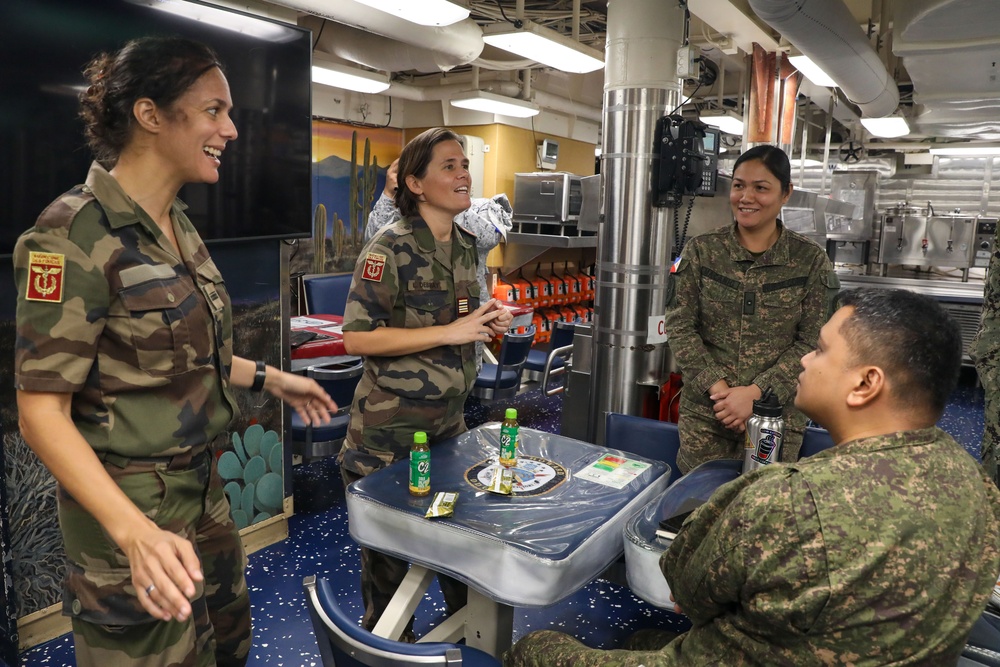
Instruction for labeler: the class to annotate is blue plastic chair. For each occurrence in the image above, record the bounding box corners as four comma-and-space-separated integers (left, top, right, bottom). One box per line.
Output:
290, 361, 363, 461
605, 413, 682, 486
471, 326, 536, 401
523, 319, 577, 382
799, 425, 836, 459
303, 575, 501, 667
960, 610, 1000, 666
303, 273, 353, 316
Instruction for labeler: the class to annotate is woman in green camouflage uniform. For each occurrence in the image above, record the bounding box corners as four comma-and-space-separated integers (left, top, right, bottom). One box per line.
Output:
665, 145, 836, 473
13, 37, 337, 666
339, 127, 513, 637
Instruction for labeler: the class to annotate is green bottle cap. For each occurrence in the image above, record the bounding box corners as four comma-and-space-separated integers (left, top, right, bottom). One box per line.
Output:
414, 431, 427, 444
505, 408, 517, 419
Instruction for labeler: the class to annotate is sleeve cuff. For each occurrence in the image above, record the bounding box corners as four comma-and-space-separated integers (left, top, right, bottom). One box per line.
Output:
692, 367, 726, 396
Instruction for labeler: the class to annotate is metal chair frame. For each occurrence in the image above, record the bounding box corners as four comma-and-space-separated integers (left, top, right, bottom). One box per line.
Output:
524, 319, 577, 384
302, 575, 501, 667
291, 360, 363, 461
470, 327, 536, 402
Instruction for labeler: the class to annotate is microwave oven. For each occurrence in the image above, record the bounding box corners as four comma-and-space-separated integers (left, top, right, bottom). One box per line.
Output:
513, 172, 584, 223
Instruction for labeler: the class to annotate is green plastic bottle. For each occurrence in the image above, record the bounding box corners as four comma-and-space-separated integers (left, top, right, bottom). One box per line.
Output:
409, 431, 430, 496
499, 408, 519, 467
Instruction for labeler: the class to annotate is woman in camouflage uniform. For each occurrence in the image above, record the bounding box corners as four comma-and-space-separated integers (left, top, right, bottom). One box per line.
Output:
339, 127, 513, 637
366, 156, 514, 371
13, 37, 337, 666
665, 145, 836, 473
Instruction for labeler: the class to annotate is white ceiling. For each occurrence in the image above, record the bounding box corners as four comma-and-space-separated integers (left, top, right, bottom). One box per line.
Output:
252, 0, 1000, 152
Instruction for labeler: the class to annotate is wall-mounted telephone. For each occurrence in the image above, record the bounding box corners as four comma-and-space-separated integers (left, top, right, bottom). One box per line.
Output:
653, 116, 720, 207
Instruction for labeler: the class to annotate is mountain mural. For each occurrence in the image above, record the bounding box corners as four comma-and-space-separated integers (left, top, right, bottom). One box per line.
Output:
312, 154, 387, 240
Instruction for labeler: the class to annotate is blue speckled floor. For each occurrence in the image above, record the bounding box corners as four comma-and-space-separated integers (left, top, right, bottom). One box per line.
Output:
17, 370, 986, 665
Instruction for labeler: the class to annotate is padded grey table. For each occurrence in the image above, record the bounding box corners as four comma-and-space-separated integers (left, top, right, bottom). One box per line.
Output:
346, 423, 670, 657
624, 459, 742, 610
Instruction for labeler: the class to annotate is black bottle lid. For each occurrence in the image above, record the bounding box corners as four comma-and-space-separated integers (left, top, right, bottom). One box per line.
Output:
752, 387, 783, 417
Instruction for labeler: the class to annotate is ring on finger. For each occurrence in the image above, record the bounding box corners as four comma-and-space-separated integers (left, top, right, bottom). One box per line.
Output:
145, 584, 156, 596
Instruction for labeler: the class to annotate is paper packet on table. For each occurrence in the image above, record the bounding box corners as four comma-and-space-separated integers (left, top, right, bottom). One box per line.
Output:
487, 466, 514, 495
425, 492, 458, 518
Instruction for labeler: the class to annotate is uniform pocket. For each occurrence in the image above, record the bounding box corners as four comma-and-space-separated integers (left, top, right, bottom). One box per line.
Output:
760, 282, 807, 310
118, 277, 196, 376
58, 462, 206, 626
361, 384, 402, 428
403, 287, 451, 327
703, 279, 739, 305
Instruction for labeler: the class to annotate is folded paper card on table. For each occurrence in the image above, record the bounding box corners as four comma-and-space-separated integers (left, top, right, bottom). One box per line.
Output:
291, 315, 344, 335
575, 455, 652, 489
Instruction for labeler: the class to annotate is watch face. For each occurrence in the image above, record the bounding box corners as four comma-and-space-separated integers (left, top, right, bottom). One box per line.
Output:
466, 456, 567, 497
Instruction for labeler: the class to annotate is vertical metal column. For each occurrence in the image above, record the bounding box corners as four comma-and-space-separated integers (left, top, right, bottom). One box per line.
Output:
587, 0, 686, 443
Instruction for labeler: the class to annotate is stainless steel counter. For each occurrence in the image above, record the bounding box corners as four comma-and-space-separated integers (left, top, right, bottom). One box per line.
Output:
838, 273, 985, 304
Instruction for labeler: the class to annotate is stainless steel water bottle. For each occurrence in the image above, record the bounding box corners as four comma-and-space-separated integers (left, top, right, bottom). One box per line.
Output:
743, 387, 784, 474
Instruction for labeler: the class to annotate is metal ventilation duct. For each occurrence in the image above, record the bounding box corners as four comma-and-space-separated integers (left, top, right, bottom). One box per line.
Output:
748, 0, 899, 118
274, 0, 484, 72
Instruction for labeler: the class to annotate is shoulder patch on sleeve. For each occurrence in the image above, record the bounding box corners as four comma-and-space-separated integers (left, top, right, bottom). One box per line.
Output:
25, 251, 65, 302
362, 252, 387, 282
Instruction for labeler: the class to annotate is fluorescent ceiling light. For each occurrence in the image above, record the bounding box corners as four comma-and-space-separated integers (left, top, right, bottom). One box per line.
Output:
312, 63, 390, 94
789, 54, 838, 88
349, 0, 468, 26
451, 90, 540, 118
699, 109, 744, 136
929, 144, 1000, 156
482, 20, 604, 74
132, 0, 298, 42
791, 158, 824, 167
861, 116, 910, 138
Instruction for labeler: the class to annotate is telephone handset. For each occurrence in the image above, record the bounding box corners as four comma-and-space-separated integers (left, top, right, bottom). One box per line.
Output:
653, 115, 719, 207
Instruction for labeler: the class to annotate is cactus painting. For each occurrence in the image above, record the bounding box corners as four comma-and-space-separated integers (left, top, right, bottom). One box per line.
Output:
349, 130, 379, 248
306, 120, 402, 276
312, 203, 327, 275
219, 424, 283, 529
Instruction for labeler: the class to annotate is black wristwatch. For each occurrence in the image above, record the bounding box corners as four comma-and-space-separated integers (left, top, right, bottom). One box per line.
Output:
251, 360, 267, 392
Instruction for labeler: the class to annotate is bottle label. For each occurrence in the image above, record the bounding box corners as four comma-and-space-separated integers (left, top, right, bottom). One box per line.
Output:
751, 427, 783, 465
500, 424, 518, 465
410, 450, 430, 491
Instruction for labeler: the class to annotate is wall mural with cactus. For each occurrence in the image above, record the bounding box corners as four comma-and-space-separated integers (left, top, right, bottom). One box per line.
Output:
290, 121, 402, 282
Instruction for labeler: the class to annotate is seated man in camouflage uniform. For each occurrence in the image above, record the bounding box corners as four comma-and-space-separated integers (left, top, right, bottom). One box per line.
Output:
504, 288, 1000, 667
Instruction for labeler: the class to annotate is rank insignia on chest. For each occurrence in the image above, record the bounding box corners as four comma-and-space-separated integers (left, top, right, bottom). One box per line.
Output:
457, 297, 470, 314
363, 252, 387, 282
26, 251, 65, 303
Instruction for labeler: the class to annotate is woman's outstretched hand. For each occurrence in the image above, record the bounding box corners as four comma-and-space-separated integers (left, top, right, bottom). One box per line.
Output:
266, 370, 338, 426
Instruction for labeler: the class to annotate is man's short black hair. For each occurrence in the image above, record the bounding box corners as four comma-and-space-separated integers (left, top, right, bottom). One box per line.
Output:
837, 288, 962, 417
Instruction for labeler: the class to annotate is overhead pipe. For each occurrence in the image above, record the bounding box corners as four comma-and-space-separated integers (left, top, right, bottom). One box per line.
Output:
378, 77, 603, 123
281, 0, 484, 71
748, 0, 899, 118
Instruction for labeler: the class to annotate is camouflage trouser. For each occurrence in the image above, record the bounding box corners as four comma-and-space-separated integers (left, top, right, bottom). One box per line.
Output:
61, 449, 252, 667
341, 466, 467, 638
977, 364, 1000, 486
502, 628, 681, 667
676, 394, 804, 474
